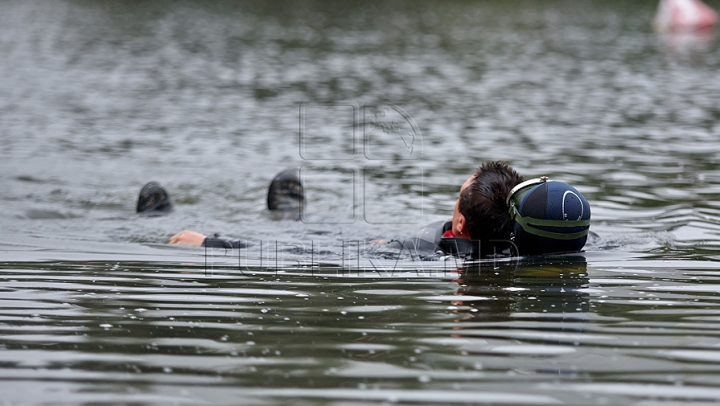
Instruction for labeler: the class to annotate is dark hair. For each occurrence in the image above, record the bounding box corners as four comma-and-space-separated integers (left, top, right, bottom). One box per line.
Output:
458, 161, 524, 244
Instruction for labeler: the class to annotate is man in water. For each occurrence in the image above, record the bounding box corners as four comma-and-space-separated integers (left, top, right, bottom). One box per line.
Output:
443, 161, 525, 256
145, 161, 528, 258
381, 161, 525, 258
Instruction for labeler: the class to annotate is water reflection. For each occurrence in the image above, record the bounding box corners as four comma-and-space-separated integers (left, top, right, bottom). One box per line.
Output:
452, 255, 589, 323
659, 30, 717, 56
5, 256, 720, 403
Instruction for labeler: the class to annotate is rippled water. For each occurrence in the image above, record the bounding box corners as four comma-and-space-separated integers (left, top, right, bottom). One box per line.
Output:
2, 0, 720, 404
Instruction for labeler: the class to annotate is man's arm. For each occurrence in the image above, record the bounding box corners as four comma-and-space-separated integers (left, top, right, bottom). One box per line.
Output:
169, 230, 206, 246
169, 230, 248, 249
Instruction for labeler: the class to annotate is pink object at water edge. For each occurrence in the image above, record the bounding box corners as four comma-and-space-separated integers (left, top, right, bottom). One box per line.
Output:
653, 0, 718, 32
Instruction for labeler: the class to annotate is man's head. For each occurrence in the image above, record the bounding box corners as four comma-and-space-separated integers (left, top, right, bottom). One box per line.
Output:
452, 161, 524, 243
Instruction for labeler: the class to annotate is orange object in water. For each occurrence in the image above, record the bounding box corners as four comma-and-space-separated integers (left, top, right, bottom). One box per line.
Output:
653, 0, 718, 32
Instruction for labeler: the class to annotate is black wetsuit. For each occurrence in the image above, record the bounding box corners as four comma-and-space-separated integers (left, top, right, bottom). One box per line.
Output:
385, 220, 516, 260
203, 235, 249, 249
202, 221, 510, 260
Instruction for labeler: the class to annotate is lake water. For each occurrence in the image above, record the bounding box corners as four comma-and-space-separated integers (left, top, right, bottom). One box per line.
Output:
2, 0, 720, 404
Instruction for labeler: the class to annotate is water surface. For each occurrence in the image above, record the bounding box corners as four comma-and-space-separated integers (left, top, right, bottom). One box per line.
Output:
2, 0, 720, 404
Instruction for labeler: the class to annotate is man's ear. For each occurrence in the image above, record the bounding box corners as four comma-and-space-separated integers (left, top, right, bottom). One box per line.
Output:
456, 214, 467, 236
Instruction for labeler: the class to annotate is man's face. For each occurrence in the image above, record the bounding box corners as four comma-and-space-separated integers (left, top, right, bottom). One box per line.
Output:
451, 174, 475, 238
